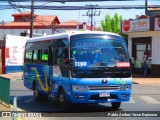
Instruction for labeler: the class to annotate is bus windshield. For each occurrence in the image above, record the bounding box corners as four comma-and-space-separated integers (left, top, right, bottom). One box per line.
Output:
70, 37, 131, 78
71, 38, 129, 67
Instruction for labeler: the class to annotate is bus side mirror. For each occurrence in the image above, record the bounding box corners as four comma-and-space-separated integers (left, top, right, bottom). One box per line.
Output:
69, 58, 75, 66
69, 58, 78, 74
129, 58, 132, 64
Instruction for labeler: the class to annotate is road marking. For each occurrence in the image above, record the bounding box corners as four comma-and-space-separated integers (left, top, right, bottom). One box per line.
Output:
140, 96, 160, 104
125, 97, 135, 103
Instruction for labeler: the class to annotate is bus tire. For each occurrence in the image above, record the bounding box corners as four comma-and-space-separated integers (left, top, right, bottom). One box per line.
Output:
59, 88, 70, 110
33, 83, 47, 101
111, 102, 121, 110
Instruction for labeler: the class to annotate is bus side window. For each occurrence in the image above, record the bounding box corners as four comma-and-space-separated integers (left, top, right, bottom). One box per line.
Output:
40, 49, 49, 64
55, 49, 62, 65
33, 50, 41, 64
25, 50, 33, 63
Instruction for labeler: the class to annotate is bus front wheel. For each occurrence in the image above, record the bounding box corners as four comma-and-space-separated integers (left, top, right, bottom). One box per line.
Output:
111, 102, 121, 110
59, 88, 70, 109
33, 84, 42, 101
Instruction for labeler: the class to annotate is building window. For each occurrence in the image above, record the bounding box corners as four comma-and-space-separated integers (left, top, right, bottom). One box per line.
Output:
21, 16, 27, 22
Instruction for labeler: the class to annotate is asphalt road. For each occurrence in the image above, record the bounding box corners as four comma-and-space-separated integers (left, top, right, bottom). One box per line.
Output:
9, 79, 160, 120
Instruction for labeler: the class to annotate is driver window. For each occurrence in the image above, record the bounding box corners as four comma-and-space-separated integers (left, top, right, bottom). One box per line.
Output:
55, 48, 68, 65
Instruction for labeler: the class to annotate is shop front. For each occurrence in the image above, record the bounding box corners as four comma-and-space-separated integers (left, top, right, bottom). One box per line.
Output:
122, 16, 160, 77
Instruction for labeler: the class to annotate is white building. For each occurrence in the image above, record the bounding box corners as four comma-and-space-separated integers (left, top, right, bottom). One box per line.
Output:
121, 15, 160, 77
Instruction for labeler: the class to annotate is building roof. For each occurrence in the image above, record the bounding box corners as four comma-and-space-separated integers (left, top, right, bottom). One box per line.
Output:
137, 15, 150, 19
56, 20, 81, 27
12, 11, 38, 17
35, 15, 60, 24
0, 12, 98, 31
1, 22, 51, 27
0, 12, 60, 29
86, 25, 99, 31
55, 20, 98, 31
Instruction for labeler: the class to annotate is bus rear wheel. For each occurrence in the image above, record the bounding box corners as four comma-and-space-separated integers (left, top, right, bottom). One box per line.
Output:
59, 88, 70, 110
111, 102, 121, 110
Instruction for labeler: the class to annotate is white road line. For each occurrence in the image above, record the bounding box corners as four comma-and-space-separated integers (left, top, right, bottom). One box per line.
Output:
125, 97, 135, 103
140, 96, 160, 104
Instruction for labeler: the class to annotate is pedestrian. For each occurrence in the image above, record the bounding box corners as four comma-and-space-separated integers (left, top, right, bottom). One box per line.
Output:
142, 52, 147, 63
143, 61, 148, 77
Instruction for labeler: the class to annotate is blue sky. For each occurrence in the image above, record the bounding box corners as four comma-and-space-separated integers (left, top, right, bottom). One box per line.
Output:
0, 1, 159, 27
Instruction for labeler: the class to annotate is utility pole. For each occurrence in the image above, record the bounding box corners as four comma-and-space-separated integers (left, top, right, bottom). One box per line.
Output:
30, 0, 34, 38
145, 0, 148, 15
83, 5, 100, 31
52, 22, 55, 34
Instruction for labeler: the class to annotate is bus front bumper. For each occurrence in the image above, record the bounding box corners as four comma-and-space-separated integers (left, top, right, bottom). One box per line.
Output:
67, 90, 131, 104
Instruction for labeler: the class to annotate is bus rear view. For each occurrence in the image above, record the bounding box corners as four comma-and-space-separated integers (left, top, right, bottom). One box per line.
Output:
69, 32, 132, 109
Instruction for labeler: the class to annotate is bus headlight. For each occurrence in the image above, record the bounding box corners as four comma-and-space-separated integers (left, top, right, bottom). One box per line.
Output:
120, 84, 131, 91
72, 85, 89, 92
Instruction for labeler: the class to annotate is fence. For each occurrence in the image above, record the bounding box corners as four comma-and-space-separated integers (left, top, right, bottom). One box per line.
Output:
0, 76, 10, 104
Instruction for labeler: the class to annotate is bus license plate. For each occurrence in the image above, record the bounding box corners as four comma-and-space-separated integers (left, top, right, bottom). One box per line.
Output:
99, 92, 110, 97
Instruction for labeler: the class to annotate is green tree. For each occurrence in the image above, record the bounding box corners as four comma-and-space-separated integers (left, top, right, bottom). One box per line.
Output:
99, 12, 127, 39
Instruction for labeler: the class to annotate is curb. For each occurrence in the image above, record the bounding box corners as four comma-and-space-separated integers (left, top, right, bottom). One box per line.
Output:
11, 97, 24, 120
0, 103, 23, 120
11, 77, 23, 81
9, 106, 23, 120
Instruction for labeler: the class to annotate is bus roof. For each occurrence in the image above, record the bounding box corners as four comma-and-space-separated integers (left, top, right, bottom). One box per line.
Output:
26, 31, 122, 43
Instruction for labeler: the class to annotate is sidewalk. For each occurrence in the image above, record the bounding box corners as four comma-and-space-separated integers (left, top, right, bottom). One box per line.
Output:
0, 102, 19, 120
0, 102, 12, 111
0, 72, 23, 119
0, 100, 23, 120
133, 78, 160, 85
0, 72, 23, 80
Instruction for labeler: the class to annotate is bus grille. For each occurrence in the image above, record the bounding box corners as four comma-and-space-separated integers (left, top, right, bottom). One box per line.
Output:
89, 85, 119, 90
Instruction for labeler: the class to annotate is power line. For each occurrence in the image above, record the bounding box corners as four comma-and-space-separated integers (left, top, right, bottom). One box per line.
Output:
6, 0, 61, 35
7, 1, 57, 27
3, 0, 160, 33
16, 0, 25, 11
5, 1, 101, 32
1, 0, 160, 2
8, 0, 59, 36
1, 4, 160, 10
